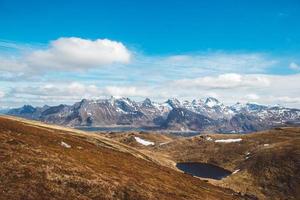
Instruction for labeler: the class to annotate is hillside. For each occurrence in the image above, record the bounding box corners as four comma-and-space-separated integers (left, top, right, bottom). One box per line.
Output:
105, 128, 300, 200
0, 116, 252, 200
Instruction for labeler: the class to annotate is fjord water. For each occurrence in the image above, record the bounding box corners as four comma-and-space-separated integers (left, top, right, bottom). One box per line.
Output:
76, 126, 149, 132
76, 126, 199, 136
176, 162, 232, 180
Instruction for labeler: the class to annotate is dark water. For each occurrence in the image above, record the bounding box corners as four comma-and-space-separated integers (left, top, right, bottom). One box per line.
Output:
76, 126, 199, 136
76, 126, 141, 132
76, 126, 156, 132
176, 162, 232, 180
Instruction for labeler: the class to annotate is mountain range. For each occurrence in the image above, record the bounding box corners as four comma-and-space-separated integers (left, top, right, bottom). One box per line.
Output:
6, 97, 300, 133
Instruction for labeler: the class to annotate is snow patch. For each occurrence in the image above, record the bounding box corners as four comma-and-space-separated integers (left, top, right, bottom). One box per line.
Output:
206, 136, 213, 141
116, 107, 127, 114
61, 141, 71, 148
205, 97, 220, 108
245, 152, 251, 160
215, 138, 242, 143
134, 137, 155, 146
206, 101, 217, 108
263, 144, 269, 147
232, 169, 240, 174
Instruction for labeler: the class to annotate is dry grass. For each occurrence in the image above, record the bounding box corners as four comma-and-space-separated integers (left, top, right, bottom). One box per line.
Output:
0, 116, 252, 200
106, 128, 300, 200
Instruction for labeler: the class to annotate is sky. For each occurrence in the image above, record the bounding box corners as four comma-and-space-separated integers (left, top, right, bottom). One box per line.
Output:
0, 0, 300, 108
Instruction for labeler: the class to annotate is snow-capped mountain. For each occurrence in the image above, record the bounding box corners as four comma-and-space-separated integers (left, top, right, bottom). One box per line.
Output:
6, 97, 300, 133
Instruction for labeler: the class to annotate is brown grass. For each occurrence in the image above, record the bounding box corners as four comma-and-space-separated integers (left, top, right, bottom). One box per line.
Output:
0, 116, 252, 200
105, 128, 300, 200
119, 127, 300, 200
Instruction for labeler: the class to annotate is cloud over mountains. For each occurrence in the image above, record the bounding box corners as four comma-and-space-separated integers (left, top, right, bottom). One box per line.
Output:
0, 37, 300, 108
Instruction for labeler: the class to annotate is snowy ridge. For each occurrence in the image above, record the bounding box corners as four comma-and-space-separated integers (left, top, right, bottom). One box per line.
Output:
7, 96, 300, 133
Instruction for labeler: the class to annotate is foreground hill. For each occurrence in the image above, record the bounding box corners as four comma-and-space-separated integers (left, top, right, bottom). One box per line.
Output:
0, 116, 252, 200
7, 97, 300, 133
106, 128, 300, 200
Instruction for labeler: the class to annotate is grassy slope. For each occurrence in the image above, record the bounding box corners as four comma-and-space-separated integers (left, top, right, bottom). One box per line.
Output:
105, 128, 300, 200
0, 116, 250, 200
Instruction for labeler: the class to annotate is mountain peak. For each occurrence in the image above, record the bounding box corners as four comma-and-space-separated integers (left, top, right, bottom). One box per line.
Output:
6, 97, 300, 133
109, 96, 116, 100
166, 98, 181, 108
191, 99, 205, 105
80, 98, 89, 104
118, 97, 134, 105
230, 102, 244, 112
205, 97, 220, 108
142, 98, 153, 107
245, 102, 267, 111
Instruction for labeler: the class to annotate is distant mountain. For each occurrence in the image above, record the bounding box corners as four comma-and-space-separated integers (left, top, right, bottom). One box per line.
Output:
0, 107, 10, 114
7, 97, 300, 133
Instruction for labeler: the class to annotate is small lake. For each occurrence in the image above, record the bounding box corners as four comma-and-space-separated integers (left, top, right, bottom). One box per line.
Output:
176, 162, 232, 180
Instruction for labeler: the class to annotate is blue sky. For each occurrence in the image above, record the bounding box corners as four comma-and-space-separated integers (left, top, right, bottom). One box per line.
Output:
1, 0, 300, 54
0, 0, 300, 108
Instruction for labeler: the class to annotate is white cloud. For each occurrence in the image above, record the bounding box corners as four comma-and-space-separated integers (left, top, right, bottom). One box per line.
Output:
154, 73, 300, 107
104, 86, 149, 97
276, 96, 300, 103
1, 38, 300, 108
0, 41, 284, 82
0, 37, 131, 73
66, 82, 99, 96
161, 53, 277, 73
0, 56, 27, 72
3, 73, 300, 108
11, 82, 102, 99
173, 73, 270, 89
26, 37, 131, 71
0, 90, 5, 98
0, 39, 37, 51
289, 62, 300, 71
5, 82, 149, 107
245, 94, 260, 100
125, 53, 279, 85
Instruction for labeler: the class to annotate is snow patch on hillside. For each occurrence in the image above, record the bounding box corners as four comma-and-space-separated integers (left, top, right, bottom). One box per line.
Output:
215, 138, 242, 143
61, 141, 71, 148
134, 137, 155, 146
